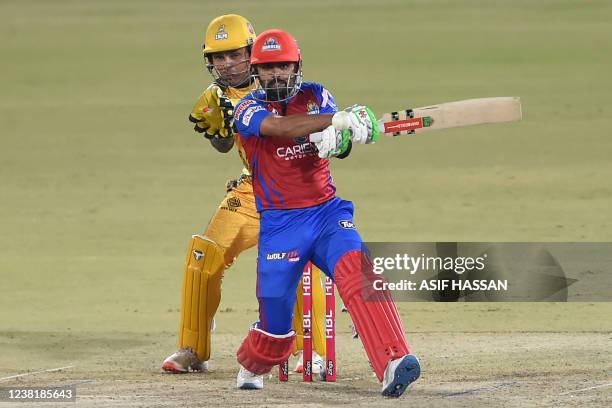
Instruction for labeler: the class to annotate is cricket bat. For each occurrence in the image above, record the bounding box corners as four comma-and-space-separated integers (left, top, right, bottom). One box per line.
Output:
379, 96, 522, 136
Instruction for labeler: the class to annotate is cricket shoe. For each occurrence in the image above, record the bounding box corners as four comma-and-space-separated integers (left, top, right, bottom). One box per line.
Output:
293, 351, 325, 375
161, 348, 209, 373
236, 365, 263, 390
381, 354, 421, 398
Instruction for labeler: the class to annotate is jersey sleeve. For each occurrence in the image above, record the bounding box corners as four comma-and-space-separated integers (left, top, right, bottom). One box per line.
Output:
314, 84, 338, 114
234, 98, 271, 138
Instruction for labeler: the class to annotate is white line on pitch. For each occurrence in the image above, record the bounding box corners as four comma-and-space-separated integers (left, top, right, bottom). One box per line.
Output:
0, 365, 75, 382
559, 381, 612, 396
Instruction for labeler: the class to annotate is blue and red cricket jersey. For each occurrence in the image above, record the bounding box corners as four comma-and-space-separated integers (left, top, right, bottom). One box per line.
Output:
235, 82, 338, 212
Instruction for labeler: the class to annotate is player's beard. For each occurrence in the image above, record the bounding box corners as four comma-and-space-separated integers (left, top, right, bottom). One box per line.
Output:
262, 76, 293, 101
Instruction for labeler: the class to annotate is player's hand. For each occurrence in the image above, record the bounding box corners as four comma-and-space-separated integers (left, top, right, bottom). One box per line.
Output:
189, 86, 234, 139
332, 105, 380, 144
217, 94, 235, 137
309, 125, 350, 158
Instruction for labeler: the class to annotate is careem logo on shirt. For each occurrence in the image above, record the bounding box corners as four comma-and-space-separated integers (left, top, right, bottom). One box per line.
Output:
276, 139, 317, 160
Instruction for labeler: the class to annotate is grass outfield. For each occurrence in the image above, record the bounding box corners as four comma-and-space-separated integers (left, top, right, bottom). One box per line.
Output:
1, 1, 611, 406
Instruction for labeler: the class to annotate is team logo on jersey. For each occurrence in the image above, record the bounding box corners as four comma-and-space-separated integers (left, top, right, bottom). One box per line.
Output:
262, 37, 281, 52
306, 100, 320, 115
338, 220, 356, 229
227, 197, 241, 209
215, 25, 228, 40
221, 197, 241, 212
193, 250, 205, 261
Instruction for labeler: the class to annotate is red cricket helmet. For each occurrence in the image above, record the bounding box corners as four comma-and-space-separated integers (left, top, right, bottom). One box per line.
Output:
250, 29, 301, 65
249, 29, 303, 102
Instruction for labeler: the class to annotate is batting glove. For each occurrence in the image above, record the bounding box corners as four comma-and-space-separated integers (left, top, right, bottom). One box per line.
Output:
332, 105, 380, 144
309, 125, 350, 158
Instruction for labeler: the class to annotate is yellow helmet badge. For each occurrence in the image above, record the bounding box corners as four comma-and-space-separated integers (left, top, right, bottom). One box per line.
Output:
215, 25, 228, 41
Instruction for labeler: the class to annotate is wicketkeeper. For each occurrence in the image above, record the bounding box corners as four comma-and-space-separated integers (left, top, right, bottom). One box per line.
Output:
162, 14, 329, 375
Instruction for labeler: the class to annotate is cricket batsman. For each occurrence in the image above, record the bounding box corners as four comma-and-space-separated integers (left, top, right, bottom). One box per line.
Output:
232, 29, 421, 397
162, 15, 329, 375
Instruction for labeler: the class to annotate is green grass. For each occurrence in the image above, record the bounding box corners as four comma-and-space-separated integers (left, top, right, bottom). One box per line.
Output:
1, 0, 611, 339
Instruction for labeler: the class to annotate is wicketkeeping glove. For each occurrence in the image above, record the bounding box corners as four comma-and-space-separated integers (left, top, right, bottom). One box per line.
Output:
332, 105, 380, 144
309, 125, 351, 158
188, 85, 235, 139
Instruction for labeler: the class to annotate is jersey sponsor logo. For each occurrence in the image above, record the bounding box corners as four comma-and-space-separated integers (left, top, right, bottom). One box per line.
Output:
215, 24, 228, 40
307, 100, 320, 115
266, 250, 300, 262
193, 250, 205, 261
276, 141, 316, 161
241, 105, 264, 126
338, 220, 356, 229
235, 99, 257, 119
293, 136, 308, 144
262, 37, 281, 52
266, 252, 286, 260
287, 250, 300, 262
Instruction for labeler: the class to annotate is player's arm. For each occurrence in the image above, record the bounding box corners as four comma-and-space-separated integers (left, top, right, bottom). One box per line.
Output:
259, 114, 333, 138
235, 99, 332, 139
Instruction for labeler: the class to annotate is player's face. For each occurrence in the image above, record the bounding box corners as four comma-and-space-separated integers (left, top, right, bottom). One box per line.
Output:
255, 62, 297, 101
209, 47, 250, 87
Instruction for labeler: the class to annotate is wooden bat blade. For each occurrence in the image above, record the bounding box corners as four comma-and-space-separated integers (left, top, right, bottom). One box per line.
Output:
379, 96, 522, 136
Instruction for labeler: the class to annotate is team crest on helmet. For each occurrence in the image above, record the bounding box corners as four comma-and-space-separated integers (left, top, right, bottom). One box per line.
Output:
247, 22, 255, 35
306, 100, 319, 115
262, 37, 281, 51
215, 25, 228, 40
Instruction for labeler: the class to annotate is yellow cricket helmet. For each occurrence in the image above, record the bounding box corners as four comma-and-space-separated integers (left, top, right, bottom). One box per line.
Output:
203, 14, 256, 55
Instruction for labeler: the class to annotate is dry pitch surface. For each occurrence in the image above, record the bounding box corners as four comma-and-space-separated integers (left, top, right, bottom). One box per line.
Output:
2, 304, 611, 407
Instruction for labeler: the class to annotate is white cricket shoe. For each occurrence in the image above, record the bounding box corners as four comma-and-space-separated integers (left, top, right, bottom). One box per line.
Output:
293, 351, 325, 375
381, 355, 421, 398
312, 351, 325, 375
161, 348, 209, 373
237, 365, 264, 390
